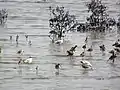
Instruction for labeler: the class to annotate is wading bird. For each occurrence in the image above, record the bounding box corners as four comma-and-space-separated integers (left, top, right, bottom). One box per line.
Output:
82, 44, 86, 51
67, 45, 77, 56
87, 45, 93, 55
80, 60, 93, 70
17, 49, 24, 54
99, 44, 105, 52
18, 56, 33, 64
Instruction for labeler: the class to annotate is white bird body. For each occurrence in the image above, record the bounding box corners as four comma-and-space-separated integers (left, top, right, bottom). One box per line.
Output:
55, 39, 63, 44
23, 57, 32, 64
80, 60, 92, 69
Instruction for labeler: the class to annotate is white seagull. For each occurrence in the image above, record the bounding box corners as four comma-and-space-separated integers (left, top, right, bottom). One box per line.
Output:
80, 60, 93, 70
23, 56, 33, 64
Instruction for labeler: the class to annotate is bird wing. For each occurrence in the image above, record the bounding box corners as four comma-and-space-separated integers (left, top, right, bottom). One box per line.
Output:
83, 61, 92, 67
24, 58, 32, 63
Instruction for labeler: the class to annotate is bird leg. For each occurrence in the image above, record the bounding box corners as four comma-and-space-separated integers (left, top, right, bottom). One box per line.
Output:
84, 49, 85, 52
112, 59, 115, 63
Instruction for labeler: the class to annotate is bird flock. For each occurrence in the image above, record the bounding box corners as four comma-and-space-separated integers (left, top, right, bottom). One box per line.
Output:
0, 32, 120, 75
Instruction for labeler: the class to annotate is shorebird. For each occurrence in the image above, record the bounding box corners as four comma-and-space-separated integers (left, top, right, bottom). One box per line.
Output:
18, 59, 22, 64
80, 52, 85, 60
67, 45, 77, 56
80, 60, 93, 70
16, 35, 19, 42
69, 45, 77, 52
85, 36, 88, 43
108, 53, 117, 63
23, 56, 33, 64
67, 50, 74, 56
112, 40, 120, 47
55, 63, 61, 75
10, 36, 12, 41
109, 50, 115, 54
114, 48, 120, 53
17, 49, 24, 54
87, 45, 93, 55
82, 44, 86, 51
18, 57, 33, 64
28, 40, 32, 46
25, 35, 28, 41
35, 66, 39, 74
99, 44, 105, 52
55, 63, 61, 70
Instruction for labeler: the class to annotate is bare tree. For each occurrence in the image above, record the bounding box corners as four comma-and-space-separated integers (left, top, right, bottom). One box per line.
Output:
49, 6, 77, 42
85, 0, 116, 32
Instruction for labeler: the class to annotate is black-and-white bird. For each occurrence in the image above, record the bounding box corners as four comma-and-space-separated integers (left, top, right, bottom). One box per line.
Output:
18, 59, 22, 64
80, 52, 85, 57
10, 36, 12, 41
87, 45, 93, 55
23, 56, 33, 64
80, 60, 93, 69
35, 66, 39, 74
67, 45, 77, 56
18, 56, 33, 64
108, 54, 117, 63
25, 35, 28, 41
114, 48, 120, 53
112, 40, 120, 47
55, 63, 61, 73
55, 63, 61, 70
28, 40, 32, 46
85, 36, 88, 43
99, 44, 105, 52
82, 44, 86, 51
17, 49, 24, 54
70, 45, 77, 51
67, 50, 74, 56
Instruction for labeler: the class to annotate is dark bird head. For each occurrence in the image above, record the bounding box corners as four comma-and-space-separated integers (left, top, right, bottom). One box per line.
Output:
82, 44, 86, 48
29, 56, 32, 58
36, 66, 39, 70
80, 61, 83, 64
57, 63, 60, 66
75, 45, 77, 48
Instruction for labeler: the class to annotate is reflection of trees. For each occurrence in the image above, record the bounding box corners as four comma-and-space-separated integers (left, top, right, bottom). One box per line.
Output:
48, 42, 71, 56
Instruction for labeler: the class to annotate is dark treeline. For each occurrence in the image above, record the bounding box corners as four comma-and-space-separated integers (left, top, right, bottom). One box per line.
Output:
49, 0, 119, 40
77, 0, 116, 32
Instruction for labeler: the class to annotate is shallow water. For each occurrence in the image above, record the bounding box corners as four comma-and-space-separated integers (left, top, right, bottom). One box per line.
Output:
0, 0, 120, 90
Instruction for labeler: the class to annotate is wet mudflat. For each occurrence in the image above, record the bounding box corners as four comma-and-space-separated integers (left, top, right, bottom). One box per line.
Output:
0, 0, 120, 90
